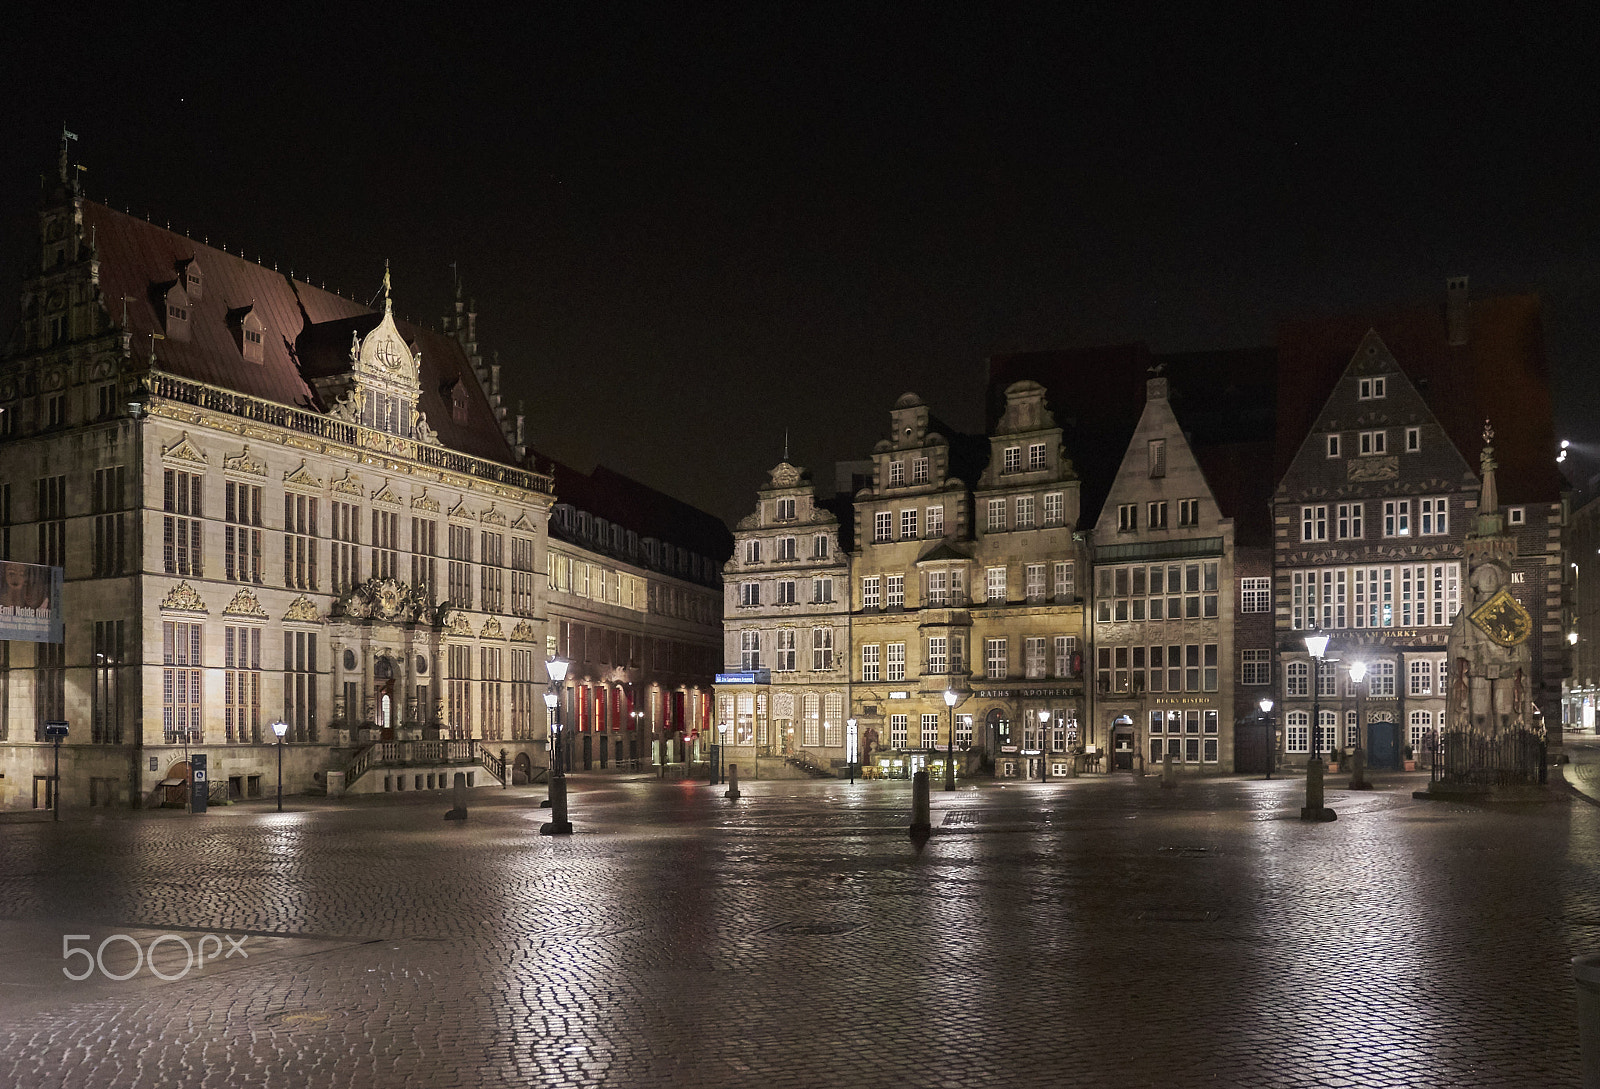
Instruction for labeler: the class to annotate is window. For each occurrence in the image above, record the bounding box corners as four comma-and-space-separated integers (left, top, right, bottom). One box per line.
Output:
284, 630, 318, 742
1025, 563, 1046, 603
1419, 497, 1448, 536
775, 630, 797, 671
1410, 709, 1434, 752
900, 509, 917, 539
1358, 376, 1387, 400
1025, 637, 1047, 680
1335, 503, 1363, 540
775, 497, 796, 521
1326, 434, 1341, 458
776, 580, 796, 604
1359, 430, 1387, 455
890, 714, 908, 748
1240, 577, 1270, 613
920, 713, 941, 748
1383, 500, 1411, 537
91, 620, 125, 744
886, 574, 904, 608
801, 694, 821, 746
739, 581, 760, 607
740, 631, 761, 670
745, 539, 762, 563
1178, 499, 1199, 527
861, 576, 880, 609
889, 461, 905, 486
162, 470, 202, 576
1043, 492, 1063, 526
812, 628, 833, 670
1054, 561, 1075, 600
813, 577, 834, 603
1241, 648, 1271, 686
1148, 501, 1168, 529
91, 466, 127, 577
985, 566, 1007, 603
1369, 660, 1396, 697
927, 570, 948, 606
887, 643, 906, 682
1286, 661, 1308, 697
285, 495, 320, 591
912, 457, 930, 484
443, 643, 471, 739
770, 536, 792, 561
224, 624, 261, 743
1117, 504, 1136, 532
862, 644, 881, 682
1015, 496, 1035, 528
1148, 439, 1166, 477
1301, 505, 1328, 542
1507, 507, 1525, 526
874, 511, 892, 542
1286, 711, 1309, 753
825, 694, 843, 747
987, 498, 1006, 531
447, 523, 473, 608
1024, 443, 1046, 471
163, 621, 203, 744
365, 509, 399, 582
813, 534, 830, 558
927, 636, 948, 674
1409, 658, 1434, 695
332, 501, 361, 593
1003, 446, 1022, 474
1406, 426, 1420, 452
510, 536, 536, 617
926, 505, 944, 536
1053, 635, 1077, 678
985, 638, 1008, 680
479, 646, 503, 741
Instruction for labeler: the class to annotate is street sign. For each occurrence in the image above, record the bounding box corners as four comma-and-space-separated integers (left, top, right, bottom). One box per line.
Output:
43, 721, 68, 740
191, 754, 208, 815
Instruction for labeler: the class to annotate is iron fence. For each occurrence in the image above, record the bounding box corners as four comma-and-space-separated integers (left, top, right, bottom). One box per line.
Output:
1431, 729, 1546, 787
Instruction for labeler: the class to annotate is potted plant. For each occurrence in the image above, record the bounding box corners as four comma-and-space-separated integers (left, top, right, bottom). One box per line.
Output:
1326, 747, 1342, 773
1403, 744, 1416, 772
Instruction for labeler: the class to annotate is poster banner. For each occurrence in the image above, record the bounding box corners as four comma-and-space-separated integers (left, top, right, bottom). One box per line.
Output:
0, 561, 63, 643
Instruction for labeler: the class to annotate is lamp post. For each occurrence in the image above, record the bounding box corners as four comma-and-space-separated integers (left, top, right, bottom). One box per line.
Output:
271, 720, 288, 812
630, 708, 645, 771
541, 657, 573, 836
1258, 697, 1275, 779
1348, 659, 1368, 762
1037, 709, 1051, 782
1305, 631, 1330, 762
717, 722, 728, 785
943, 690, 958, 791
847, 717, 859, 784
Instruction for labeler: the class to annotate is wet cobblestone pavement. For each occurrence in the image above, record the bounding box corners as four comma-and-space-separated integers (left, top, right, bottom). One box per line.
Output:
0, 771, 1594, 1087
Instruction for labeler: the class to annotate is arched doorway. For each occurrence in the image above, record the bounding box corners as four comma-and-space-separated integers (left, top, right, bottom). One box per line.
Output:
374, 656, 396, 740
1112, 715, 1136, 771
513, 752, 532, 785
161, 761, 191, 807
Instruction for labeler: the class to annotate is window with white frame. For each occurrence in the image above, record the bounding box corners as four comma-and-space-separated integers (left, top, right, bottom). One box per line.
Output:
1326, 434, 1341, 458
1336, 502, 1363, 540
912, 457, 929, 484
1054, 635, 1077, 677
1118, 504, 1137, 532
987, 498, 1006, 531
1369, 660, 1396, 697
920, 713, 941, 748
1003, 446, 1022, 473
1148, 439, 1167, 477
812, 627, 833, 670
739, 581, 759, 607
886, 643, 906, 682
1358, 376, 1387, 400
1241, 648, 1271, 685
745, 539, 761, 563
778, 536, 797, 560
1409, 658, 1433, 695
985, 566, 1007, 602
813, 577, 834, 603
801, 694, 821, 746
1240, 577, 1271, 613
1043, 492, 1063, 526
776, 497, 796, 520
927, 570, 948, 606
1016, 496, 1036, 528
740, 631, 761, 670
824, 694, 843, 747
1286, 711, 1309, 753
985, 638, 1008, 680
874, 511, 892, 541
1383, 499, 1411, 537
1419, 497, 1448, 535
1410, 709, 1434, 751
1025, 637, 1047, 680
890, 713, 908, 748
886, 574, 904, 608
1054, 561, 1075, 600
777, 579, 797, 604
901, 509, 917, 539
1286, 660, 1308, 696
861, 644, 881, 682
1302, 505, 1328, 541
1026, 563, 1046, 602
1148, 501, 1168, 529
1316, 660, 1337, 698
775, 630, 797, 671
926, 505, 944, 536
1507, 507, 1525, 525
889, 461, 905, 486
1360, 429, 1387, 455
1405, 426, 1420, 452
955, 714, 973, 747
927, 635, 948, 674
1178, 498, 1199, 527
1028, 443, 1047, 471
163, 621, 203, 744
814, 533, 830, 558
862, 576, 881, 609
1344, 710, 1360, 750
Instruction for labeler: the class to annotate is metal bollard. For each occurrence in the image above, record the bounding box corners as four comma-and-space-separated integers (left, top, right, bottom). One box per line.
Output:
540, 775, 573, 835
1300, 758, 1336, 822
909, 769, 931, 842
1348, 746, 1373, 790
445, 771, 468, 820
1574, 955, 1600, 1088
725, 763, 741, 800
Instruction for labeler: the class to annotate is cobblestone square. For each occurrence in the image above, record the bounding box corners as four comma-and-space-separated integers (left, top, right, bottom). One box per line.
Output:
0, 768, 1594, 1088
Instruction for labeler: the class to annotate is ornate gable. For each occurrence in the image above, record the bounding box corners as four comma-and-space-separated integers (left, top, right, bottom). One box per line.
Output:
223, 444, 268, 477
480, 505, 507, 527
411, 488, 442, 513
284, 460, 323, 490
160, 581, 208, 613
161, 432, 208, 465
371, 481, 402, 508
510, 619, 539, 642
510, 512, 537, 533
332, 469, 364, 497
222, 587, 269, 618
480, 616, 504, 639
283, 595, 324, 623
447, 497, 475, 523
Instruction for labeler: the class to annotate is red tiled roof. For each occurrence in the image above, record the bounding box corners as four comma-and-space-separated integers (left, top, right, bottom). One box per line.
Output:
82, 201, 515, 465
1275, 294, 1559, 501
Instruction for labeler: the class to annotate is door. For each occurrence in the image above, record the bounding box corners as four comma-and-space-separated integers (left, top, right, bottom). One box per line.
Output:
1234, 718, 1273, 775
1113, 730, 1135, 770
1368, 720, 1400, 770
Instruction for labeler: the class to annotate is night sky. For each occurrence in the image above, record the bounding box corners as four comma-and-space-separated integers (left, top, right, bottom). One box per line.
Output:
4, 5, 1598, 524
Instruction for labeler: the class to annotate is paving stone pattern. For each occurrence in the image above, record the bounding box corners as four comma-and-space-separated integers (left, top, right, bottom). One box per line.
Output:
0, 772, 1594, 1088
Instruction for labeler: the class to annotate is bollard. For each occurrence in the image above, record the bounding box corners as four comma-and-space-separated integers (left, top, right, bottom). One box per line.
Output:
1348, 745, 1373, 791
445, 772, 469, 820
909, 769, 931, 843
1574, 955, 1600, 1088
725, 763, 741, 800
1161, 750, 1176, 789
1300, 757, 1337, 821
540, 775, 573, 835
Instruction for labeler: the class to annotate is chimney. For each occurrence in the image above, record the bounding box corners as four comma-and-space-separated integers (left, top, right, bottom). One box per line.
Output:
1446, 276, 1469, 346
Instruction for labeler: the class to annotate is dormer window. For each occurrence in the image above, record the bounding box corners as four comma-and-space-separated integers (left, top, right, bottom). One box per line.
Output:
446, 379, 469, 424
229, 305, 266, 364
158, 282, 192, 341
182, 259, 204, 301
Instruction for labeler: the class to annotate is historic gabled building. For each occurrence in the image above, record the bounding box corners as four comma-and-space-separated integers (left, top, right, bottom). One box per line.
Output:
1090, 374, 1236, 772
1272, 283, 1564, 767
717, 460, 850, 771
966, 381, 1088, 778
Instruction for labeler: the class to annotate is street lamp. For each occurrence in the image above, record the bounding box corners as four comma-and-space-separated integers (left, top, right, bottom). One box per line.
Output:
1347, 659, 1368, 761
1305, 631, 1330, 762
630, 708, 645, 771
847, 716, 859, 784
1037, 709, 1051, 782
943, 691, 957, 791
541, 657, 573, 836
717, 721, 728, 785
271, 720, 288, 812
1258, 697, 1275, 779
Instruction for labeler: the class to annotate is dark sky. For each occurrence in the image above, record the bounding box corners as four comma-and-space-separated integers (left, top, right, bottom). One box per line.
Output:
4, 4, 1598, 523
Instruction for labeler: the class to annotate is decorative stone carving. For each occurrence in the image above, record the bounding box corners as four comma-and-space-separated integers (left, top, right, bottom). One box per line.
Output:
447, 498, 474, 522
330, 578, 438, 626
328, 387, 361, 423
371, 481, 402, 507
223, 444, 268, 476
332, 469, 364, 496
1347, 456, 1398, 482
510, 512, 536, 532
480, 616, 504, 639
160, 581, 208, 613
481, 505, 507, 526
510, 620, 539, 642
769, 461, 803, 488
162, 432, 209, 465
284, 460, 323, 489
222, 587, 269, 618
413, 409, 439, 446
283, 595, 324, 623
411, 489, 441, 513
446, 612, 473, 637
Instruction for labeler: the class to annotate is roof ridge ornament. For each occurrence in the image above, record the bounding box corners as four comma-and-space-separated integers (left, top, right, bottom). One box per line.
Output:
383, 259, 392, 315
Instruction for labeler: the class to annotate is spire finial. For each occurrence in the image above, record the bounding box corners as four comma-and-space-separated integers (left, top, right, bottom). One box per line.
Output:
383, 259, 392, 314
784, 429, 790, 463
